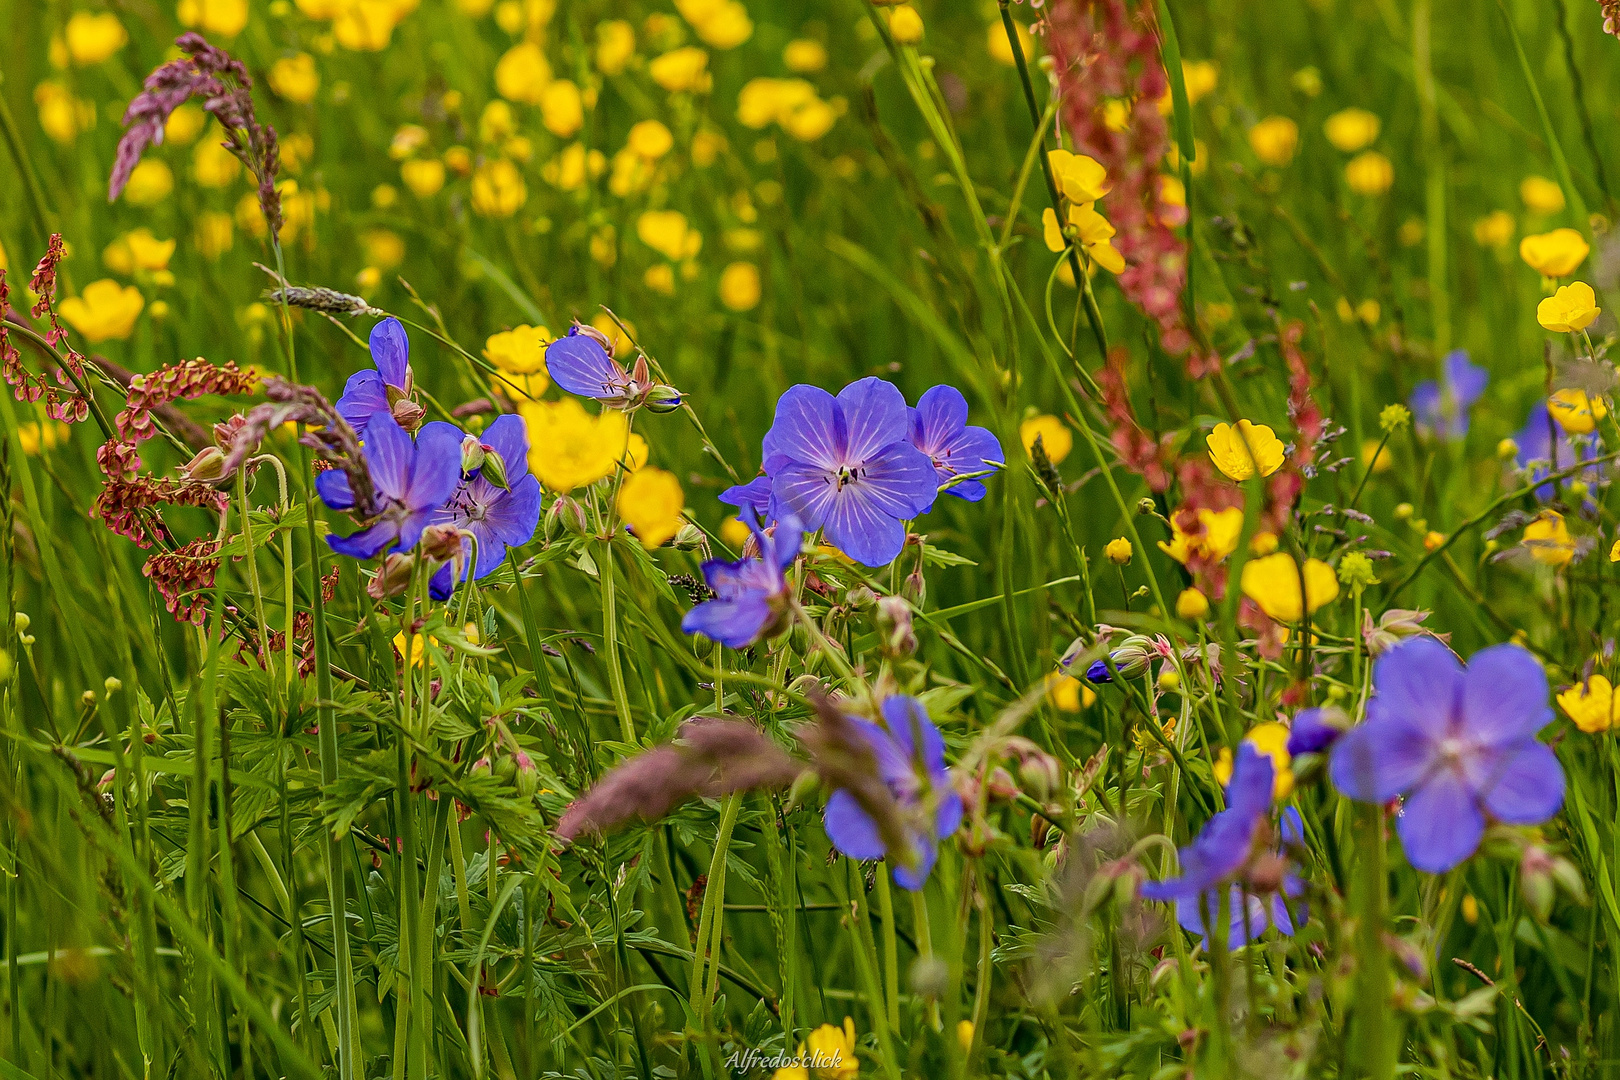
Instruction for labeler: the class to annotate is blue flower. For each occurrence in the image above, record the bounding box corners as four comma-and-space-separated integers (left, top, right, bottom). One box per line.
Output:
317, 415, 464, 560
719, 475, 773, 525
1140, 743, 1304, 943
762, 378, 938, 566
822, 696, 963, 891
546, 323, 678, 410
1286, 707, 1344, 755
681, 517, 802, 648
1409, 350, 1487, 439
1515, 399, 1605, 500
908, 385, 1003, 504
1330, 638, 1564, 873
337, 317, 418, 433
427, 414, 543, 600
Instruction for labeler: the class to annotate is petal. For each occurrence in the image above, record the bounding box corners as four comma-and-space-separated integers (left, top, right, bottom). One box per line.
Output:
1478, 740, 1565, 824
1395, 771, 1485, 873
397, 508, 437, 553
328, 519, 400, 559
1407, 380, 1440, 430
1330, 718, 1436, 803
680, 595, 772, 649
762, 384, 842, 472
719, 475, 773, 521
1224, 743, 1275, 817
479, 413, 531, 482
1460, 643, 1552, 745
823, 790, 887, 860
370, 316, 411, 387
880, 696, 946, 773
889, 833, 939, 891
428, 560, 457, 601
1445, 350, 1488, 407
316, 469, 355, 510
546, 332, 623, 399
835, 377, 910, 465
823, 489, 907, 566
847, 718, 912, 785
407, 421, 468, 510
483, 474, 542, 547
768, 516, 804, 571
768, 461, 839, 534
910, 385, 968, 454
934, 788, 964, 840
1366, 636, 1464, 740
850, 442, 940, 519
362, 414, 416, 501
336, 370, 390, 432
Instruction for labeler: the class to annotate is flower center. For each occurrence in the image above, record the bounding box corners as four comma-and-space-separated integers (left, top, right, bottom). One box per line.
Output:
836, 464, 863, 490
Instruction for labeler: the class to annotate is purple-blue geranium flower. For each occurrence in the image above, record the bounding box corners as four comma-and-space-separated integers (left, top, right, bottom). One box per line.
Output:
762, 378, 939, 566
1409, 350, 1487, 439
1286, 708, 1344, 756
823, 696, 963, 891
546, 324, 678, 410
318, 415, 464, 560
337, 317, 421, 433
1514, 399, 1605, 501
719, 475, 773, 526
908, 385, 1003, 504
1330, 638, 1564, 874
427, 414, 543, 600
681, 517, 802, 648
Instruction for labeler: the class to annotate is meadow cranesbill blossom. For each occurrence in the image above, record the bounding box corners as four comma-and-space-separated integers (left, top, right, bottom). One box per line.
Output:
719, 474, 774, 523
822, 696, 963, 891
1409, 350, 1486, 439
337, 317, 421, 432
1514, 399, 1606, 499
682, 517, 803, 648
1140, 744, 1305, 942
427, 415, 542, 599
762, 378, 939, 566
318, 415, 464, 559
907, 385, 1003, 503
1330, 638, 1564, 873
546, 323, 680, 410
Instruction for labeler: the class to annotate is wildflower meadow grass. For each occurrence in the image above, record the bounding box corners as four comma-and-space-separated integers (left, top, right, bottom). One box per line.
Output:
3, 0, 1620, 1077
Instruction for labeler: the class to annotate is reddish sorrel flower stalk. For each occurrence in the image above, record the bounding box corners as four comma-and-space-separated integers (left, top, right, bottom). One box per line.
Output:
1097, 347, 1173, 491
142, 538, 222, 626
1045, 0, 1216, 377
116, 358, 259, 445
0, 237, 92, 423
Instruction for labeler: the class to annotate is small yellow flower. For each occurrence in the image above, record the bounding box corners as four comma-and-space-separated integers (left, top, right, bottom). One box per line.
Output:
333, 0, 407, 51
1461, 895, 1480, 924
1240, 553, 1339, 622
1248, 116, 1299, 167
1361, 438, 1392, 473
269, 54, 320, 104
1180, 60, 1219, 105
637, 210, 701, 262
479, 100, 516, 145
595, 20, 635, 75
1344, 151, 1394, 196
1520, 228, 1590, 278
1523, 511, 1576, 567
123, 160, 175, 206
1559, 675, 1619, 733
1175, 588, 1210, 620
650, 48, 710, 93
1158, 506, 1244, 565
165, 104, 207, 145
1423, 530, 1445, 551
1206, 420, 1285, 481
784, 39, 828, 73
987, 20, 1035, 66
677, 0, 752, 49
496, 41, 552, 104
1047, 673, 1094, 712
618, 468, 686, 548
483, 325, 551, 399
16, 418, 70, 456
65, 12, 127, 65
59, 280, 145, 344
888, 5, 924, 44
1250, 531, 1280, 556
540, 80, 584, 137
627, 119, 674, 160
1547, 387, 1608, 433
1212, 721, 1294, 798
517, 398, 632, 492
193, 138, 242, 188
471, 159, 527, 218
1537, 281, 1600, 333
1020, 415, 1072, 465
1105, 537, 1133, 565
178, 0, 249, 35
1520, 175, 1566, 215
401, 158, 446, 198
1473, 210, 1516, 249
1323, 108, 1380, 152
195, 212, 234, 259
103, 229, 176, 275
783, 1017, 857, 1080
643, 264, 677, 296
543, 143, 607, 191
1047, 148, 1112, 204
719, 262, 761, 312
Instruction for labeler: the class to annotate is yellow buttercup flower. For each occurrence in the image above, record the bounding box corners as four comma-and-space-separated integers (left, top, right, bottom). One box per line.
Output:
165, 105, 207, 145
1174, 59, 1218, 106
34, 82, 94, 144
1559, 675, 1619, 733
17, 419, 70, 456
1206, 420, 1285, 481
479, 100, 516, 145
195, 212, 234, 259
1047, 674, 1094, 712
193, 137, 243, 187
1020, 415, 1072, 465
1105, 538, 1133, 565
1212, 722, 1294, 798
1537, 281, 1600, 333
1042, 204, 1125, 273
540, 80, 584, 138
1523, 511, 1576, 567
333, 0, 408, 51
1175, 588, 1210, 620
1158, 506, 1244, 566
676, 0, 752, 49
1248, 116, 1299, 167
269, 54, 320, 104
618, 468, 686, 549
517, 398, 632, 492
719, 262, 761, 312
1240, 553, 1339, 622
1548, 388, 1607, 434
59, 280, 144, 344
637, 210, 701, 261
627, 119, 674, 160
103, 229, 177, 276
471, 160, 527, 218
495, 41, 552, 104
595, 20, 635, 75
650, 48, 710, 93
888, 5, 924, 43
1048, 149, 1111, 203
64, 12, 127, 65
784, 39, 828, 73
1324, 108, 1380, 152
1520, 228, 1590, 278
1473, 210, 1515, 248
401, 158, 445, 197
543, 143, 606, 191
178, 0, 249, 35
123, 159, 174, 206
1344, 151, 1393, 196
1520, 175, 1566, 215
771, 1017, 858, 1080
736, 79, 835, 141
483, 324, 550, 393
987, 19, 1035, 65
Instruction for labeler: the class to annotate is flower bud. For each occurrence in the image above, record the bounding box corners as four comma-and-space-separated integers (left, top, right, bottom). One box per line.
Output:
460, 435, 487, 476
471, 755, 492, 778
82, 690, 98, 708
672, 522, 705, 550
181, 446, 230, 483
1105, 537, 1133, 565
391, 397, 426, 432
104, 676, 122, 696
493, 754, 517, 783
987, 766, 1019, 802
513, 751, 539, 798
902, 568, 926, 608
367, 552, 416, 600
1013, 748, 1062, 803
14, 612, 31, 634
479, 447, 511, 490
1135, 497, 1157, 516
644, 384, 684, 413
1521, 845, 1556, 922
910, 955, 950, 999
1175, 588, 1209, 620
1030, 812, 1053, 850
420, 523, 464, 564
546, 496, 589, 538
1497, 437, 1519, 460
785, 769, 821, 812
875, 595, 917, 658
1157, 668, 1181, 691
